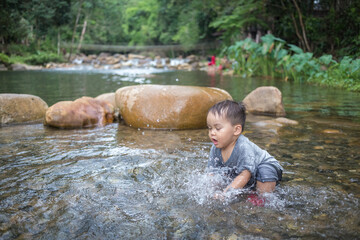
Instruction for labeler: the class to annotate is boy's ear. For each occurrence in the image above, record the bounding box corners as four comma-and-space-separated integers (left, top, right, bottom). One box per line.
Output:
234, 124, 242, 136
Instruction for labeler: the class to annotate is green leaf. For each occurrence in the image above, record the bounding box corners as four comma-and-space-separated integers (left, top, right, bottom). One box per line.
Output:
288, 44, 304, 54
319, 54, 334, 65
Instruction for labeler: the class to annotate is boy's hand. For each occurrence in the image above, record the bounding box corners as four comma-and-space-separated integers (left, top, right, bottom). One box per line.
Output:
213, 192, 225, 201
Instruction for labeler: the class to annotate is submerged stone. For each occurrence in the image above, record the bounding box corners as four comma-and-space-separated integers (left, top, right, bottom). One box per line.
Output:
45, 96, 114, 128
0, 93, 48, 125
322, 129, 341, 134
115, 84, 232, 129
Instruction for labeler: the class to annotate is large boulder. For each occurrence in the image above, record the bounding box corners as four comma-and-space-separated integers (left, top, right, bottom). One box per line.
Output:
45, 97, 115, 128
0, 94, 48, 125
96, 93, 116, 108
115, 84, 232, 129
243, 86, 286, 117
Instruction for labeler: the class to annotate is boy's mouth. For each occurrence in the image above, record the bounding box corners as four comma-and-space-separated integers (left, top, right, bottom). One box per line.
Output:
211, 138, 218, 145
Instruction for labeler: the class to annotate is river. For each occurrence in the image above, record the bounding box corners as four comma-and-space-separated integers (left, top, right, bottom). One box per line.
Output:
0, 67, 359, 239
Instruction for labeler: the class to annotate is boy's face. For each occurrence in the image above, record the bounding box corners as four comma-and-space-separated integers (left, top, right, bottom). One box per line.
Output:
206, 112, 241, 150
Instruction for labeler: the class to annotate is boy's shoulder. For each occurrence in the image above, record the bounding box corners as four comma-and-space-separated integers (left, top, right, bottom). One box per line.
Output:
236, 134, 250, 145
236, 135, 261, 152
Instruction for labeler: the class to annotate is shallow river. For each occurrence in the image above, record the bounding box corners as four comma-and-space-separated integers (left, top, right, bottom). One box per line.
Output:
0, 67, 359, 239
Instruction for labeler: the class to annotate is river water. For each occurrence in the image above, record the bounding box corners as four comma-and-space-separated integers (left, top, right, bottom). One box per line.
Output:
0, 67, 359, 239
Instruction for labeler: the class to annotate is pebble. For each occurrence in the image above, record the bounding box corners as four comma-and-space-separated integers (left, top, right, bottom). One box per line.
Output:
322, 129, 341, 134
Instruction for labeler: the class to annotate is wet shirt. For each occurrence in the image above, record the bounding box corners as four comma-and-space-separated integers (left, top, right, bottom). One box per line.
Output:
207, 135, 283, 187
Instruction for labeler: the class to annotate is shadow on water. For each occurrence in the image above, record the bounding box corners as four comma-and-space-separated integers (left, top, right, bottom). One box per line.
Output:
0, 68, 360, 239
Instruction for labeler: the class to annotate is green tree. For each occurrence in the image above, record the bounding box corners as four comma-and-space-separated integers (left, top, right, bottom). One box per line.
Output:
209, 0, 268, 44
0, 0, 71, 53
267, 0, 360, 57
122, 0, 160, 45
0, 0, 31, 46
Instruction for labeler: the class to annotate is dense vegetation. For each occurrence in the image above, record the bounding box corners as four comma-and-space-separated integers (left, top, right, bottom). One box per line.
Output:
0, 0, 359, 90
226, 34, 360, 91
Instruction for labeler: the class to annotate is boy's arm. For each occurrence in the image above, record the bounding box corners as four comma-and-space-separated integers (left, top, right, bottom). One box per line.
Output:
224, 170, 251, 193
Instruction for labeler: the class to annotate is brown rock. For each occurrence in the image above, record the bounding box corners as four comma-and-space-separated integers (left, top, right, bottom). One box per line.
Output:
177, 63, 191, 70
45, 97, 114, 128
128, 54, 146, 60
11, 63, 42, 70
243, 86, 286, 116
96, 92, 120, 121
275, 117, 298, 125
115, 85, 232, 129
96, 93, 116, 108
322, 129, 341, 134
111, 63, 122, 69
0, 94, 48, 125
0, 64, 7, 71
106, 57, 120, 65
186, 55, 198, 63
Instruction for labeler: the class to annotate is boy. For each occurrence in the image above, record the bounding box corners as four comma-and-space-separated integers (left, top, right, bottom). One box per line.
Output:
207, 100, 283, 197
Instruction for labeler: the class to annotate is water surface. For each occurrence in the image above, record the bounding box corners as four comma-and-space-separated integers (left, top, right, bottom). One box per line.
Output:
0, 68, 359, 239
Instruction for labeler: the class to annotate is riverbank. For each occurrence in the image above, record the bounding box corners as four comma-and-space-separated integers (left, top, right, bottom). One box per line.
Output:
1, 49, 358, 92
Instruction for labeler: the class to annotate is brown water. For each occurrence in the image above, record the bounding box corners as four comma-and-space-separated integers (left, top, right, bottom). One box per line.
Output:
0, 68, 359, 239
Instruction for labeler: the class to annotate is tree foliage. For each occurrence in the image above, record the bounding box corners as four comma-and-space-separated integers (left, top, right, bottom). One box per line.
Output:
0, 0, 359, 58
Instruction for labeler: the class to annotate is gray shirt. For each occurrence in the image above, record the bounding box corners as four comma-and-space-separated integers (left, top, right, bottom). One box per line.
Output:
207, 135, 283, 186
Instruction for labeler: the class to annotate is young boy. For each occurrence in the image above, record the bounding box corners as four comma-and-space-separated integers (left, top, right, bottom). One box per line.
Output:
207, 100, 283, 197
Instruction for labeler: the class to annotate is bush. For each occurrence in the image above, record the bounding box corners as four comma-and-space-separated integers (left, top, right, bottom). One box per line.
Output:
225, 34, 360, 91
0, 53, 12, 66
24, 52, 64, 65
7, 43, 36, 56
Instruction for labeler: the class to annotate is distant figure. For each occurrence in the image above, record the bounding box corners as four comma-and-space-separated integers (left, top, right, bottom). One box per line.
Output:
208, 55, 216, 66
206, 100, 283, 205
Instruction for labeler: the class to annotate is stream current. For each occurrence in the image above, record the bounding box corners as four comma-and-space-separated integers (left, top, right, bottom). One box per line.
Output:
0, 67, 359, 239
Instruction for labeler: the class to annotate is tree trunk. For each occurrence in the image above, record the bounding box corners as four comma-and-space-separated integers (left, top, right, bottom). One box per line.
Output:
280, 0, 305, 49
292, 0, 311, 52
68, 0, 83, 61
290, 12, 305, 49
77, 17, 87, 52
57, 30, 60, 55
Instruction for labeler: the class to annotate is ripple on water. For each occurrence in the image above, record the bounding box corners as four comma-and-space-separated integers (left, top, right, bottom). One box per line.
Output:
0, 122, 359, 239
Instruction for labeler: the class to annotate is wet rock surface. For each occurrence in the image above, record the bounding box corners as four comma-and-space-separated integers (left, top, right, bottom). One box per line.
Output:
96, 92, 120, 121
45, 96, 115, 128
11, 63, 43, 71
115, 84, 232, 129
0, 93, 48, 125
243, 86, 286, 116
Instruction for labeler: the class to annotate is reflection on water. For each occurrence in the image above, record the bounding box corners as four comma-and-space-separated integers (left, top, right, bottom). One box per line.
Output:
0, 69, 360, 239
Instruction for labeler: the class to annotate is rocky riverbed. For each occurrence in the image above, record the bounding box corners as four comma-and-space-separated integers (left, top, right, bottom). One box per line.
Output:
0, 52, 234, 74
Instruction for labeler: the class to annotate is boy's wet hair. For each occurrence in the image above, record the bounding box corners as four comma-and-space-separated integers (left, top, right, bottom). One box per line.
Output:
208, 100, 246, 131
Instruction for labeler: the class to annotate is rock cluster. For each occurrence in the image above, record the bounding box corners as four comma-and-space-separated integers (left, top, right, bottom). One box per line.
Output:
0, 84, 296, 130
46, 53, 209, 71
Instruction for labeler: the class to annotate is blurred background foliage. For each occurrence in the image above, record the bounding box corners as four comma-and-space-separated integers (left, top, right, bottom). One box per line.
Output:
0, 0, 359, 58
